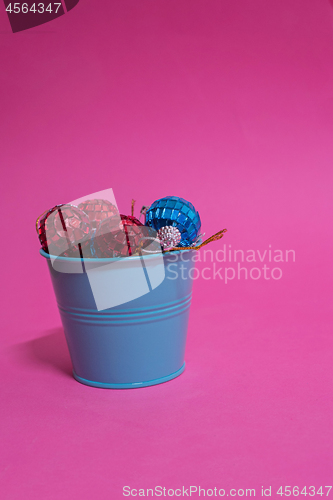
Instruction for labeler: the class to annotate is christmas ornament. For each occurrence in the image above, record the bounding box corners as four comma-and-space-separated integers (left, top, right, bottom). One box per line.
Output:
36, 194, 226, 260
145, 196, 201, 247
78, 199, 119, 229
137, 226, 161, 254
94, 215, 145, 258
37, 204, 92, 257
157, 226, 181, 250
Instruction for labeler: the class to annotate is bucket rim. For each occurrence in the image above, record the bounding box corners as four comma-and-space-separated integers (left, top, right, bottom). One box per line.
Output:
39, 247, 193, 263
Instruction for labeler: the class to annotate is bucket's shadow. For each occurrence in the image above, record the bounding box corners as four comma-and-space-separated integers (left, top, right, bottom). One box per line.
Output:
16, 328, 72, 377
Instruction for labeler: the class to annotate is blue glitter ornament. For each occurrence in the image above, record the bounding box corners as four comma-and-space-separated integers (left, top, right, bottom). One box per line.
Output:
145, 196, 201, 247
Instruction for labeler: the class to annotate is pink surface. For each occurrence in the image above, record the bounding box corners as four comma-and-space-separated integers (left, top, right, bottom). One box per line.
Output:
1, 1, 333, 498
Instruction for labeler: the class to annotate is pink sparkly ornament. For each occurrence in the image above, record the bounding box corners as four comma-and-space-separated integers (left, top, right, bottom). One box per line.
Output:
78, 199, 119, 229
94, 215, 145, 258
157, 226, 181, 250
37, 204, 92, 257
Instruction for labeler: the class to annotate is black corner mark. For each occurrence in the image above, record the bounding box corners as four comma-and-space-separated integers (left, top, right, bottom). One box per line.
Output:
64, 0, 79, 12
3, 0, 80, 33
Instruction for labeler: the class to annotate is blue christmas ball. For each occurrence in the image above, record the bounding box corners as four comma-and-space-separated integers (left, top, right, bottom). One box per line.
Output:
145, 196, 201, 247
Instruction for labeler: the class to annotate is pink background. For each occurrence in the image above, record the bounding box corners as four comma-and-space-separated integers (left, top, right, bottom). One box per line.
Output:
1, 0, 333, 498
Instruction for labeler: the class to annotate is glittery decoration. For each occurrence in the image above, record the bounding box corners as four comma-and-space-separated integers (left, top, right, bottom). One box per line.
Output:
37, 204, 92, 257
164, 229, 227, 252
94, 215, 146, 258
157, 226, 181, 250
78, 199, 119, 229
145, 196, 201, 247
37, 204, 64, 252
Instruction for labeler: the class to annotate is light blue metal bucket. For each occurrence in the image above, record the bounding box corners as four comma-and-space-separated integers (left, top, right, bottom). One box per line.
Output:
40, 248, 195, 388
